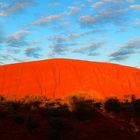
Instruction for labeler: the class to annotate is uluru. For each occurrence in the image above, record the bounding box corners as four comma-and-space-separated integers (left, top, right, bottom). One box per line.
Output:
1, 0, 140, 139
0, 58, 140, 100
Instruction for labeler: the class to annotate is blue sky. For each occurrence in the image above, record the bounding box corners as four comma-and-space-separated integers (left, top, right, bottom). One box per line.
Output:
0, 0, 140, 67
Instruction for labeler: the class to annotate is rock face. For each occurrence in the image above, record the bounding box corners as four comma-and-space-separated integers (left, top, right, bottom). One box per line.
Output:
0, 58, 140, 100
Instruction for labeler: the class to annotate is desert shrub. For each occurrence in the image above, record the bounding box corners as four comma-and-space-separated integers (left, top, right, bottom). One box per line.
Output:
46, 104, 71, 118
94, 101, 102, 110
25, 117, 39, 134
5, 100, 22, 113
46, 128, 62, 140
38, 99, 71, 118
69, 96, 96, 121
132, 99, 140, 115
30, 100, 42, 110
45, 99, 63, 109
123, 94, 136, 103
48, 117, 72, 131
46, 117, 73, 140
38, 107, 48, 117
120, 95, 138, 116
0, 98, 8, 118
0, 107, 8, 118
22, 96, 46, 110
120, 102, 133, 115
0, 95, 5, 103
104, 97, 121, 114
10, 113, 25, 124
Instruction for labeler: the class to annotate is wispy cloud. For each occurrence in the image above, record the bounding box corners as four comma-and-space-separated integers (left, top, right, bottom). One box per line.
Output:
72, 41, 104, 56
92, 1, 104, 8
24, 47, 41, 58
3, 29, 31, 48
47, 29, 105, 57
68, 6, 81, 15
0, 29, 5, 42
109, 50, 134, 61
31, 14, 62, 26
79, 6, 128, 28
130, 4, 140, 10
0, 53, 28, 64
0, 1, 33, 16
48, 0, 61, 7
46, 29, 103, 43
135, 18, 140, 25
48, 43, 77, 57
0, 2, 9, 8
92, 0, 135, 8
0, 0, 139, 66
109, 37, 140, 61
6, 48, 21, 54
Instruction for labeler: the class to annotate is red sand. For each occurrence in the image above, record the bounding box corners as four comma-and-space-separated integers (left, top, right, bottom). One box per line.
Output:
0, 58, 140, 100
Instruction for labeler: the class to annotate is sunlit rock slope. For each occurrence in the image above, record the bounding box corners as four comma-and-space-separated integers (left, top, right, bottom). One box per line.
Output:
0, 58, 140, 100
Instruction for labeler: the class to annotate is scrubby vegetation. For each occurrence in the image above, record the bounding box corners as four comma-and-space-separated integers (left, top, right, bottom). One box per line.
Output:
104, 97, 121, 113
0, 94, 140, 139
68, 96, 99, 121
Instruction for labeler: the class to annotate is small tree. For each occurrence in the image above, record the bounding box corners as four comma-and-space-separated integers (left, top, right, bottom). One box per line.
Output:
104, 97, 121, 114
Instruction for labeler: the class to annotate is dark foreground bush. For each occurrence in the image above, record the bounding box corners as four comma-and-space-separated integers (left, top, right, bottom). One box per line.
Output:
39, 102, 71, 118
10, 113, 25, 124
132, 99, 140, 115
104, 97, 121, 114
47, 105, 71, 118
69, 96, 97, 121
46, 117, 73, 140
5, 100, 22, 112
0, 108, 8, 118
25, 117, 39, 134
0, 95, 5, 102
